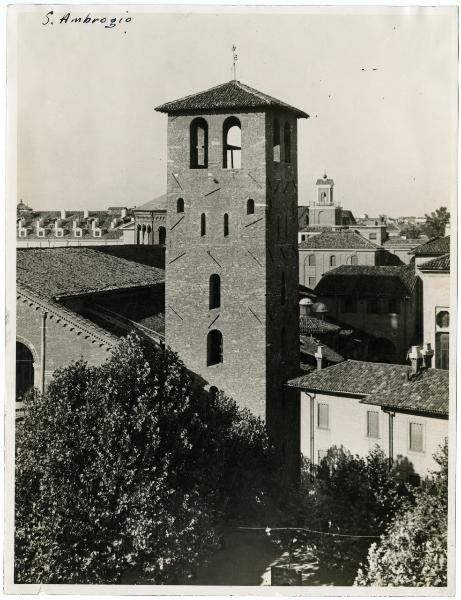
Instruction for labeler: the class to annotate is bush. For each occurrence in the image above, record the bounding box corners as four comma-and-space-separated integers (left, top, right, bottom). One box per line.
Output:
15, 334, 274, 584
355, 440, 448, 587
272, 446, 412, 583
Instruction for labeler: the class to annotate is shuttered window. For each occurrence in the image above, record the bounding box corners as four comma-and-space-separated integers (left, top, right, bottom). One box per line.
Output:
318, 403, 329, 429
409, 422, 424, 452
367, 411, 379, 438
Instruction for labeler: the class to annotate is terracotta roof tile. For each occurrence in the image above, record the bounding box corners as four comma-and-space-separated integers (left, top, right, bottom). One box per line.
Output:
155, 80, 308, 118
315, 265, 418, 296
419, 253, 450, 272
134, 194, 167, 212
299, 315, 340, 335
17, 247, 164, 300
411, 236, 450, 255
299, 231, 378, 250
300, 336, 344, 363
287, 359, 449, 416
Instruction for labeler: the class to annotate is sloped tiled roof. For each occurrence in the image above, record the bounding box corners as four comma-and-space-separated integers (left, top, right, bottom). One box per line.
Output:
419, 253, 450, 272
383, 238, 425, 247
299, 231, 378, 250
315, 265, 418, 297
411, 236, 450, 256
287, 359, 449, 416
299, 315, 341, 335
155, 80, 308, 118
362, 368, 449, 416
134, 194, 167, 212
17, 247, 164, 300
300, 336, 343, 364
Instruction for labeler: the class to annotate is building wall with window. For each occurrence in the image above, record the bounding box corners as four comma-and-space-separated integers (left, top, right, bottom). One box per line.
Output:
299, 390, 447, 477
420, 269, 450, 370
299, 248, 377, 289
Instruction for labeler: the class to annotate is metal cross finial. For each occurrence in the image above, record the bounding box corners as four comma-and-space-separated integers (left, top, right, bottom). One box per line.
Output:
232, 45, 238, 80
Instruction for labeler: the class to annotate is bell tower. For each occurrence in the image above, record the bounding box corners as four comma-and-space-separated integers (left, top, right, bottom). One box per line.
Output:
156, 80, 308, 466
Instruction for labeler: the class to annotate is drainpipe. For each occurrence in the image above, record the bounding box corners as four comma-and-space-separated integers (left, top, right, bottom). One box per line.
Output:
384, 409, 395, 468
305, 392, 316, 472
40, 311, 47, 394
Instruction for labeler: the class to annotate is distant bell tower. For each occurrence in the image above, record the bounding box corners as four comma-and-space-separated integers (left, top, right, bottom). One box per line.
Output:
310, 173, 341, 226
155, 80, 308, 469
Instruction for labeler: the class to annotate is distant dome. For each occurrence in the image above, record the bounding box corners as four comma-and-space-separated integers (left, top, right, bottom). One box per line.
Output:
299, 297, 314, 306
312, 302, 328, 314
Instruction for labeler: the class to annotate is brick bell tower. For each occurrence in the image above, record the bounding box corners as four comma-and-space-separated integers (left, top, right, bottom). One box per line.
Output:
156, 80, 308, 471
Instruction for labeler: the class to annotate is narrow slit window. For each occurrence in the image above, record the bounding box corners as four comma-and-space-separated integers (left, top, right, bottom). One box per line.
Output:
223, 213, 229, 237
177, 198, 184, 213
409, 422, 423, 452
318, 403, 329, 429
190, 118, 208, 169
247, 198, 255, 215
273, 118, 281, 162
367, 411, 379, 438
284, 122, 291, 163
201, 213, 206, 237
207, 330, 223, 366
223, 117, 241, 169
209, 274, 221, 309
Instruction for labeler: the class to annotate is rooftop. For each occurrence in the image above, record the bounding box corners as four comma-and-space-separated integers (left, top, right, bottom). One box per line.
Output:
300, 336, 344, 364
287, 359, 448, 416
383, 238, 426, 247
411, 236, 450, 256
17, 247, 164, 300
299, 315, 341, 335
134, 194, 167, 212
299, 231, 378, 250
419, 253, 450, 272
155, 80, 308, 118
315, 264, 418, 297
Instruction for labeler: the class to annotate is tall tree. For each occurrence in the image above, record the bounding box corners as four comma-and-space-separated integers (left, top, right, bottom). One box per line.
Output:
15, 334, 274, 584
355, 440, 448, 587
422, 207, 450, 238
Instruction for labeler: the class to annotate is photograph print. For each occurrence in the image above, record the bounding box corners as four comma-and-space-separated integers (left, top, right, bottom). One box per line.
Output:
6, 4, 457, 593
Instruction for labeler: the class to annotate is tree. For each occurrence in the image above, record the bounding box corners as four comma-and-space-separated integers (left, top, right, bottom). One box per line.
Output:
399, 224, 422, 239
15, 334, 273, 584
355, 440, 448, 587
272, 447, 412, 583
422, 207, 450, 238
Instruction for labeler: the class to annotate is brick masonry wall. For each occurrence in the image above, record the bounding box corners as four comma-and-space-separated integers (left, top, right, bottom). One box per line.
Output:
164, 108, 301, 468
16, 298, 112, 390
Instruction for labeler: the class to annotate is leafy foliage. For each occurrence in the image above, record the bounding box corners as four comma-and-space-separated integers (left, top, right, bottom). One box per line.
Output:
273, 447, 412, 583
355, 440, 448, 587
422, 206, 450, 238
15, 334, 273, 584
399, 224, 423, 239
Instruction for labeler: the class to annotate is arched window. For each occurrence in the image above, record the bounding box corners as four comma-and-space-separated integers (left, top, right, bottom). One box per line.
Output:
201, 213, 206, 237
177, 198, 184, 213
209, 386, 218, 400
147, 225, 152, 245
142, 224, 146, 244
16, 341, 34, 400
247, 198, 255, 215
308, 254, 316, 267
158, 226, 166, 245
223, 213, 229, 237
207, 330, 223, 366
350, 255, 358, 266
223, 117, 241, 169
190, 118, 208, 169
273, 118, 281, 162
136, 224, 141, 244
281, 272, 286, 305
284, 122, 291, 163
209, 274, 221, 309
330, 255, 336, 267
437, 310, 450, 328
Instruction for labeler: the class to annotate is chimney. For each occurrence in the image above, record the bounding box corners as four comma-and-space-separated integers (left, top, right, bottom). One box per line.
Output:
83, 209, 89, 219
408, 345, 422, 375
314, 346, 324, 371
72, 218, 80, 229
121, 208, 127, 218
60, 209, 66, 220
421, 343, 434, 369
299, 298, 313, 317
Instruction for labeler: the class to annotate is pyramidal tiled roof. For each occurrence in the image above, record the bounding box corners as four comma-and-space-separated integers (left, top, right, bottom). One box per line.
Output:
419, 253, 450, 272
134, 194, 167, 212
155, 80, 308, 118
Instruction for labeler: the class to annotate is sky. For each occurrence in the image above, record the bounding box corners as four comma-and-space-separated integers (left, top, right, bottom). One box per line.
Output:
14, 5, 458, 217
